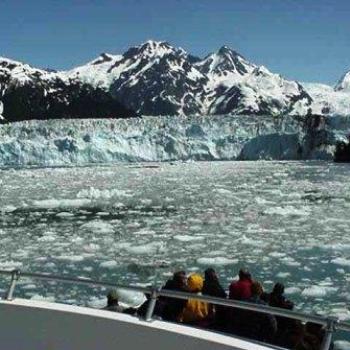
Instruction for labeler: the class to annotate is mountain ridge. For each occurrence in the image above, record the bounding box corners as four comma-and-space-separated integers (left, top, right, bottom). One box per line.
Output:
1, 40, 350, 122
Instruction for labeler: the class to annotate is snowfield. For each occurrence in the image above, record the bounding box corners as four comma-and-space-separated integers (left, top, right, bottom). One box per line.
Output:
0, 115, 349, 167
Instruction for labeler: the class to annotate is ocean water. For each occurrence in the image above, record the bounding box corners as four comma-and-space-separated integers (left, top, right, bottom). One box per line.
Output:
1, 161, 350, 344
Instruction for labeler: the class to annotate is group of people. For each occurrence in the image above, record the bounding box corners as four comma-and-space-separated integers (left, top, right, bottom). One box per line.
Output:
103, 268, 329, 350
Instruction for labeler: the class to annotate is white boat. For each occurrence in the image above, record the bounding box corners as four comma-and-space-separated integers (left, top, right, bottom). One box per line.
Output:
0, 269, 347, 350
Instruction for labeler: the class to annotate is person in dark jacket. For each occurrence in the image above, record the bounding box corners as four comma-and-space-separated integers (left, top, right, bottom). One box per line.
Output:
161, 270, 189, 322
102, 290, 124, 313
137, 271, 188, 320
203, 268, 227, 298
268, 283, 295, 340
229, 268, 253, 301
238, 281, 277, 343
202, 268, 228, 331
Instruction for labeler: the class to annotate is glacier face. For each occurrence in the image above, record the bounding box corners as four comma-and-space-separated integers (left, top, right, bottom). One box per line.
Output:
0, 115, 348, 167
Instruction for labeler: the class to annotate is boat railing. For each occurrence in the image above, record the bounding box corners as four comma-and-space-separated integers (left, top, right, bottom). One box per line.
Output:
0, 269, 348, 350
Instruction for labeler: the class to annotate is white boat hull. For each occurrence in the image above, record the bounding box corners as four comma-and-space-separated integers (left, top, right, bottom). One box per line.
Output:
0, 299, 276, 350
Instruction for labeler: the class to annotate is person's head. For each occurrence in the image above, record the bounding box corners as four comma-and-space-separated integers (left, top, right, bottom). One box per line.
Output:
272, 282, 285, 295
107, 290, 119, 306
204, 268, 218, 282
251, 281, 264, 297
238, 268, 251, 281
173, 270, 187, 287
187, 273, 204, 293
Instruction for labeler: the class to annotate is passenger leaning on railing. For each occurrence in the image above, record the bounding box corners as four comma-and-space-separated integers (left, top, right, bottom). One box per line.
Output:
178, 273, 212, 327
202, 268, 228, 332
237, 281, 277, 343
102, 290, 124, 313
161, 270, 189, 322
227, 268, 253, 335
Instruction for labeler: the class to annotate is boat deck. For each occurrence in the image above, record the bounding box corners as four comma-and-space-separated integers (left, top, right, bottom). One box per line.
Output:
0, 298, 277, 350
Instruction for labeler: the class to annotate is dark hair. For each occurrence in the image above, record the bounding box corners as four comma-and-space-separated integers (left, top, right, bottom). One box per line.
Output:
272, 282, 285, 295
204, 268, 217, 281
173, 270, 186, 284
239, 268, 251, 281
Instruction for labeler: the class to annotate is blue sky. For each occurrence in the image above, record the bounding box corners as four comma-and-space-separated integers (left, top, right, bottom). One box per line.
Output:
0, 0, 349, 84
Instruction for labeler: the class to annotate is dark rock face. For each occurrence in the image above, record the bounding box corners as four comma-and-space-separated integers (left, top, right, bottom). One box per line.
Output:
109, 42, 207, 116
334, 140, 350, 162
0, 59, 136, 123
1, 40, 315, 121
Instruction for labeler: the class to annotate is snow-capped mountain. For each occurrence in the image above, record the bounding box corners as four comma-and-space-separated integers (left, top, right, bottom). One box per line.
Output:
335, 70, 350, 92
1, 40, 350, 122
67, 40, 313, 117
0, 57, 135, 122
302, 82, 350, 116
68, 41, 208, 116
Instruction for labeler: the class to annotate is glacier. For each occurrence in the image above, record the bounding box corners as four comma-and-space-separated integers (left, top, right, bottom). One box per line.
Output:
0, 114, 349, 167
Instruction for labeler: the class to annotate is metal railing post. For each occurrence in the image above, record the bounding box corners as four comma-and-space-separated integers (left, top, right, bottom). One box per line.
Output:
6, 269, 21, 301
145, 287, 159, 322
320, 317, 337, 350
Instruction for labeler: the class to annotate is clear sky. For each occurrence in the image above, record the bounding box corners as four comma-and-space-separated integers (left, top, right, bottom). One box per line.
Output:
0, 0, 349, 84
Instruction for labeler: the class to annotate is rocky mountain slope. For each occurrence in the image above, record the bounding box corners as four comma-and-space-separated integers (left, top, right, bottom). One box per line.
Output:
0, 57, 136, 122
1, 40, 350, 122
68, 40, 313, 117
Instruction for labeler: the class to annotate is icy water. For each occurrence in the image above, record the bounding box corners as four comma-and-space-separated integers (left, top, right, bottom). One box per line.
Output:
1, 162, 350, 339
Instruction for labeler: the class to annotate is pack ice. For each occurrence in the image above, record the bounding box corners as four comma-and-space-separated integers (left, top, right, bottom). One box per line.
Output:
0, 114, 349, 167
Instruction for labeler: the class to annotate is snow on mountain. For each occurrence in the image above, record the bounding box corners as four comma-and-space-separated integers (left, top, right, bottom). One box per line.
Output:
65, 41, 312, 117
194, 46, 256, 87
335, 70, 350, 92
1, 40, 349, 121
0, 56, 135, 122
0, 100, 3, 120
68, 41, 207, 116
303, 82, 350, 116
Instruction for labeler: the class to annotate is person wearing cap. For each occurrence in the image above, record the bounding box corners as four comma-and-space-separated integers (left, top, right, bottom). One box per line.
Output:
102, 290, 124, 313
178, 273, 211, 326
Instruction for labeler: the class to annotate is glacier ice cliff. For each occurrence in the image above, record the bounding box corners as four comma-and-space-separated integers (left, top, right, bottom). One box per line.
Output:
0, 115, 349, 167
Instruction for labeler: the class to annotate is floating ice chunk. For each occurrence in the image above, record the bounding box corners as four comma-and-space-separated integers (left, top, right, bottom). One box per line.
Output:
214, 188, 232, 195
331, 257, 350, 267
56, 212, 75, 218
0, 260, 23, 269
330, 307, 350, 321
99, 260, 118, 269
264, 206, 310, 216
269, 252, 286, 258
276, 272, 291, 278
56, 255, 85, 262
335, 341, 350, 350
284, 287, 301, 295
83, 243, 100, 252
134, 229, 156, 236
302, 285, 338, 298
197, 257, 238, 266
32, 198, 91, 209
173, 235, 204, 242
37, 233, 56, 242
80, 220, 114, 234
0, 205, 17, 213
126, 242, 166, 255
30, 294, 56, 303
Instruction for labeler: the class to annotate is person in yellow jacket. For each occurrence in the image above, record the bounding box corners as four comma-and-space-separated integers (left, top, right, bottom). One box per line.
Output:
178, 273, 212, 326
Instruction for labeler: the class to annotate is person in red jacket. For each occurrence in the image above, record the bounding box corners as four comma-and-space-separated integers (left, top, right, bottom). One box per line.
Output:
229, 268, 253, 300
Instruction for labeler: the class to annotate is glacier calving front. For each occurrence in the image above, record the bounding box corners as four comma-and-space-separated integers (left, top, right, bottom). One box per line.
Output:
0, 115, 348, 167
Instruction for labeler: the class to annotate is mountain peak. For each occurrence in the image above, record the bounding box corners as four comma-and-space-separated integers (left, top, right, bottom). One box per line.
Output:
335, 70, 350, 92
